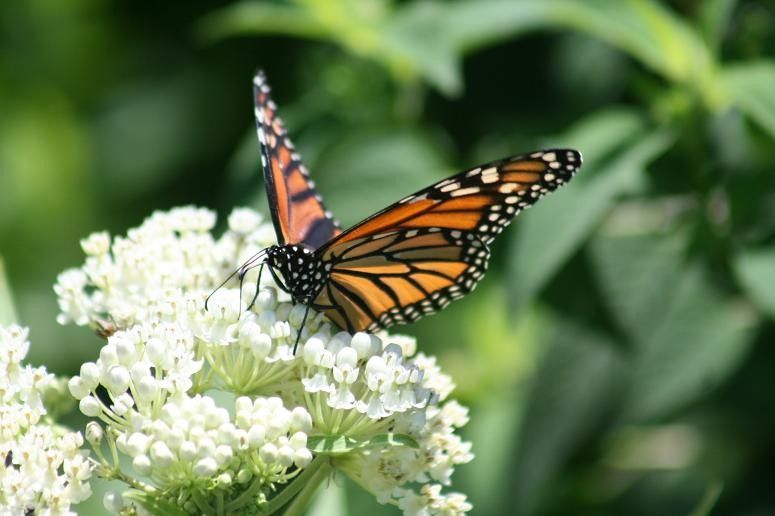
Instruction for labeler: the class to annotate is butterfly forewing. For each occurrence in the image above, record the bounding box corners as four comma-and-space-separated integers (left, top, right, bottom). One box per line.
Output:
310, 149, 582, 332
254, 71, 341, 248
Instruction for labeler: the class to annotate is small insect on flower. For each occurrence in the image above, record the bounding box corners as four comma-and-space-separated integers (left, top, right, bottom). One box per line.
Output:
211, 71, 582, 350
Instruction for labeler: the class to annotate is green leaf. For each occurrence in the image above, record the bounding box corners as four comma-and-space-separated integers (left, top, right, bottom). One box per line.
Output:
0, 256, 17, 326
733, 246, 775, 319
591, 233, 758, 422
387, 0, 720, 97
313, 127, 450, 228
590, 232, 689, 343
697, 0, 738, 50
199, 2, 328, 41
123, 489, 190, 516
723, 60, 775, 140
308, 433, 419, 455
508, 111, 674, 308
506, 316, 626, 516
307, 482, 348, 516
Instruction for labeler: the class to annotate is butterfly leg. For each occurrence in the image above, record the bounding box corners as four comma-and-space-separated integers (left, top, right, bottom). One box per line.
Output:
245, 263, 265, 311
293, 302, 311, 355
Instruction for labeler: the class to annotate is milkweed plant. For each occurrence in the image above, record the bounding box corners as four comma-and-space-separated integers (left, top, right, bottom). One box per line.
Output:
1, 206, 473, 515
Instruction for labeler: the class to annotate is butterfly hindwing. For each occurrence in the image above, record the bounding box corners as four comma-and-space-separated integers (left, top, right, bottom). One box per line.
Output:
311, 149, 582, 332
253, 71, 341, 248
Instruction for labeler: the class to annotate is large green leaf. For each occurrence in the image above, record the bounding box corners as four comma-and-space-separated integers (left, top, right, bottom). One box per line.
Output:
590, 232, 689, 343
733, 246, 775, 319
590, 233, 758, 422
723, 60, 775, 140
506, 316, 626, 516
201, 0, 719, 99
508, 111, 674, 308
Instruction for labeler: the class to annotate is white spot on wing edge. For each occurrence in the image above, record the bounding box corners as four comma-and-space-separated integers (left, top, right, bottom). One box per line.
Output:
450, 187, 480, 197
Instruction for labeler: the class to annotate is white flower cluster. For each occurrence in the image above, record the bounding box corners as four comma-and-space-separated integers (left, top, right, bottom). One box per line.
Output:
0, 325, 93, 514
56, 206, 473, 515
113, 394, 312, 511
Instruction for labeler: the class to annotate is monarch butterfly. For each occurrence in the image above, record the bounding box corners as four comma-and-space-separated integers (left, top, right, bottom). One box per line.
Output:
211, 71, 582, 349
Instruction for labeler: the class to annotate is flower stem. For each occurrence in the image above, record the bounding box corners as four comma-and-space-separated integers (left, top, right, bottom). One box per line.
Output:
262, 455, 331, 516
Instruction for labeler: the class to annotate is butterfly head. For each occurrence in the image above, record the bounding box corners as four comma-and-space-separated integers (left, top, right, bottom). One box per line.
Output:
264, 244, 327, 303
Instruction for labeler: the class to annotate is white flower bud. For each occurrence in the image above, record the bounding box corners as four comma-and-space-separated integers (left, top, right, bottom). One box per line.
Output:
129, 362, 150, 381
125, 432, 150, 456
351, 332, 375, 358
167, 428, 185, 450
81, 231, 110, 255
79, 396, 101, 417
235, 396, 253, 413
259, 442, 278, 464
150, 420, 170, 440
257, 310, 276, 330
248, 425, 266, 448
85, 422, 104, 446
112, 393, 134, 416
103, 491, 124, 513
288, 304, 307, 326
145, 337, 165, 364
68, 377, 90, 400
114, 336, 137, 363
79, 362, 100, 389
105, 365, 131, 395
99, 343, 119, 365
294, 448, 313, 468
180, 441, 197, 461
249, 332, 272, 359
277, 445, 295, 468
193, 457, 218, 477
303, 337, 325, 365
290, 408, 312, 433
150, 441, 174, 467
289, 431, 307, 449
255, 288, 277, 310
135, 375, 159, 401
233, 429, 249, 451
132, 454, 152, 476
161, 402, 181, 423
236, 467, 252, 483
197, 437, 216, 457
216, 472, 233, 486
214, 445, 233, 466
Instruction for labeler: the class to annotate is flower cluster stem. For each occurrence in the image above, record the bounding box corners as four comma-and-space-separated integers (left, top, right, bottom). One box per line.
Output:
261, 455, 331, 516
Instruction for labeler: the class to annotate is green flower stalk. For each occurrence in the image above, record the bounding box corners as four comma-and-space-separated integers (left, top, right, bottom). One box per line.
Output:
55, 206, 473, 515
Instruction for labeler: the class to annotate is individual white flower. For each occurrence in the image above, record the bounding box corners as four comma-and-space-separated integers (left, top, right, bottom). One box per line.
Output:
0, 324, 94, 514
57, 206, 473, 515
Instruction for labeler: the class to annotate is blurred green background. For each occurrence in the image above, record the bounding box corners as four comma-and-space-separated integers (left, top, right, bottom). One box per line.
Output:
2, 0, 775, 514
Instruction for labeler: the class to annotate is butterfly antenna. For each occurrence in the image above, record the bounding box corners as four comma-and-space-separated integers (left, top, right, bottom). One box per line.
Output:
293, 303, 311, 355
205, 268, 240, 311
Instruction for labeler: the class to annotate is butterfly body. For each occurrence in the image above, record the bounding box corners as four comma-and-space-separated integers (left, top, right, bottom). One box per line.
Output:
264, 244, 328, 303
243, 71, 582, 336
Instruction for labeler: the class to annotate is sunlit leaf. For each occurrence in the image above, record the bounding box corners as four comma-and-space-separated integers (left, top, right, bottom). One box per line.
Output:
733, 246, 775, 319
308, 433, 419, 455
723, 60, 775, 140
